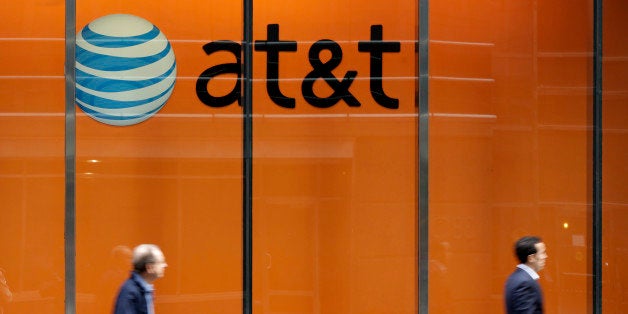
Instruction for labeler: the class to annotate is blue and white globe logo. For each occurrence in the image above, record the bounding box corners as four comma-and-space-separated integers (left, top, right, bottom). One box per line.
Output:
76, 14, 177, 126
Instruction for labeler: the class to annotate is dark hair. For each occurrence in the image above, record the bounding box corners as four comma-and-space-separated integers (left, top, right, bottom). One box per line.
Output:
514, 236, 542, 264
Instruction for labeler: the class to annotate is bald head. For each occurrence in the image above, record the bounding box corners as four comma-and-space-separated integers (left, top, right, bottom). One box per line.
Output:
132, 244, 163, 273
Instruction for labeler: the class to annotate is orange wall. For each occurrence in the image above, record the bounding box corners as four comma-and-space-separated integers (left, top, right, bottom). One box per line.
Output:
602, 0, 628, 312
251, 1, 418, 313
0, 1, 65, 313
72, 0, 418, 312
75, 1, 243, 313
1, 1, 627, 314
430, 0, 594, 313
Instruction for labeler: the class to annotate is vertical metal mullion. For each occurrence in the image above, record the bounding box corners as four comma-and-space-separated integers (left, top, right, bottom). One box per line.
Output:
592, 0, 603, 312
418, 0, 429, 313
242, 0, 254, 313
64, 0, 77, 313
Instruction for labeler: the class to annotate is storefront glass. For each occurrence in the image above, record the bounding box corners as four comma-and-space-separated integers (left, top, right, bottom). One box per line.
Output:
602, 0, 628, 312
430, 0, 594, 313
252, 1, 419, 313
0, 2, 66, 313
75, 1, 243, 313
2, 1, 627, 313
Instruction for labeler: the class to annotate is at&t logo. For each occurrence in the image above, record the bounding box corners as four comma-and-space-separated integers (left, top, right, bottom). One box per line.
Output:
75, 14, 177, 126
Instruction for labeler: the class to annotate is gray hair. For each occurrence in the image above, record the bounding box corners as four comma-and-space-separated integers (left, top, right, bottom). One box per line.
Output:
132, 244, 162, 273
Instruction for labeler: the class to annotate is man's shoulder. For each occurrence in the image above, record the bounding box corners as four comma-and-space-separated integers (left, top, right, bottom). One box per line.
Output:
114, 276, 146, 314
119, 275, 143, 294
505, 268, 534, 286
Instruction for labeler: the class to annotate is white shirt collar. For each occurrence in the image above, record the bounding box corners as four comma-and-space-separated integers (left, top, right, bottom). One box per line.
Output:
517, 264, 540, 280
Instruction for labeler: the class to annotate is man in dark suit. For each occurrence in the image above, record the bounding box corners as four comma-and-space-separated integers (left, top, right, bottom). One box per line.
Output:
504, 236, 548, 314
113, 244, 168, 314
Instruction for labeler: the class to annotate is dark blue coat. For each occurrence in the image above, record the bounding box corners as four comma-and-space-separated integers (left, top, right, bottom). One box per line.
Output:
113, 273, 151, 314
504, 267, 544, 314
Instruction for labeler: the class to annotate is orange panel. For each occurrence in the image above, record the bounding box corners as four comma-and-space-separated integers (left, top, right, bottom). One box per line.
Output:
602, 0, 628, 312
252, 1, 418, 313
75, 1, 243, 313
430, 0, 593, 313
7, 1, 623, 314
0, 2, 65, 314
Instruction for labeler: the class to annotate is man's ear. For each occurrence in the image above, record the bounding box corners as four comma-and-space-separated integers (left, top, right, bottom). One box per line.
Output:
145, 263, 154, 273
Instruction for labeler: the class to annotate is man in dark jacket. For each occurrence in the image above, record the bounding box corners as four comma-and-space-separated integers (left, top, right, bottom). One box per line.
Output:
113, 244, 167, 314
504, 236, 548, 314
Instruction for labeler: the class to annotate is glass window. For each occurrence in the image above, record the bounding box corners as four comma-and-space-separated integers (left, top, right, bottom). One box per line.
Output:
0, 2, 65, 314
430, 0, 593, 312
252, 1, 419, 313
75, 2, 243, 313
602, 0, 628, 311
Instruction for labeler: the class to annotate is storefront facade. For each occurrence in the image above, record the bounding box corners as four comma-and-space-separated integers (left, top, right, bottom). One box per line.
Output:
0, 0, 626, 313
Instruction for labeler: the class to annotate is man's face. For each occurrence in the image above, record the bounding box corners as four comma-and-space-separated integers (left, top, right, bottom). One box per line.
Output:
529, 242, 548, 272
147, 250, 168, 280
